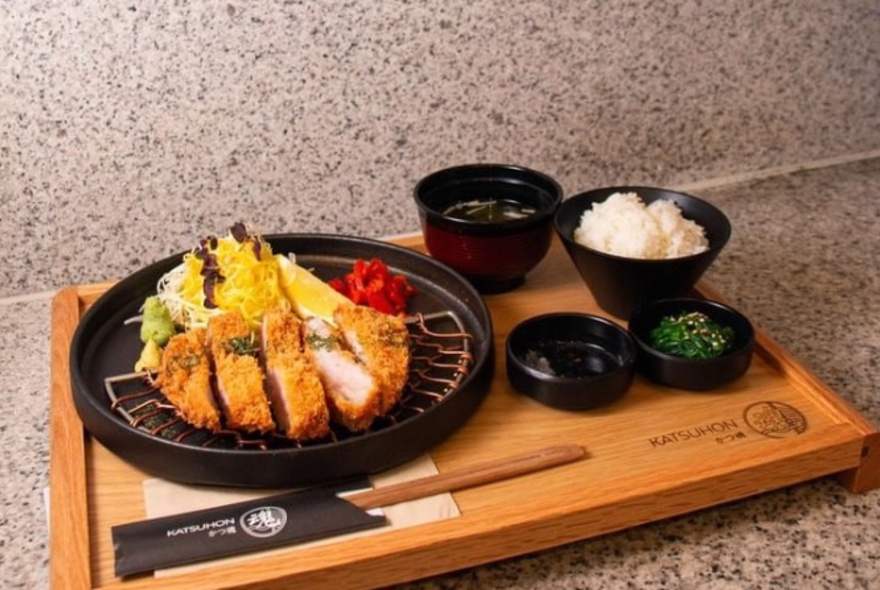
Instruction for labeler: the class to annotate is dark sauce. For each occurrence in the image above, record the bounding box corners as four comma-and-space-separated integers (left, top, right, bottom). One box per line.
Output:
525, 340, 621, 378
442, 198, 537, 223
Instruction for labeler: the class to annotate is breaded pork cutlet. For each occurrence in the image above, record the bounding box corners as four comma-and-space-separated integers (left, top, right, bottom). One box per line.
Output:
334, 305, 410, 414
158, 328, 222, 432
207, 312, 275, 433
261, 309, 330, 441
303, 316, 381, 432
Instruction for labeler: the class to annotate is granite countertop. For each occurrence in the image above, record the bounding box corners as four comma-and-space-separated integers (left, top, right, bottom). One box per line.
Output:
1, 158, 878, 589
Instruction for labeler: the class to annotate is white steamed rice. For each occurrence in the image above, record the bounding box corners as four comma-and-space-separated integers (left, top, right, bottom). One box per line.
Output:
573, 192, 709, 259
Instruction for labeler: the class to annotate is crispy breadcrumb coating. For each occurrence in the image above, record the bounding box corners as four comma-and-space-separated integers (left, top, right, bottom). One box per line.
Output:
334, 305, 410, 414
207, 312, 275, 433
158, 328, 222, 432
261, 309, 330, 440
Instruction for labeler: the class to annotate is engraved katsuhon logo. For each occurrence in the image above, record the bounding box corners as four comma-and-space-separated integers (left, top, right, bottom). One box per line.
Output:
647, 419, 743, 447
240, 506, 287, 538
743, 401, 808, 438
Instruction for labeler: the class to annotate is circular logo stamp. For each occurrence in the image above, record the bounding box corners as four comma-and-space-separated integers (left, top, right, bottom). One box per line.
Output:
240, 506, 288, 538
743, 401, 808, 438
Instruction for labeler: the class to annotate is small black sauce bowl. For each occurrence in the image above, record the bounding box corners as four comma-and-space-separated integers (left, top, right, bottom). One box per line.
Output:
414, 163, 563, 294
628, 298, 755, 391
506, 313, 637, 411
554, 186, 731, 319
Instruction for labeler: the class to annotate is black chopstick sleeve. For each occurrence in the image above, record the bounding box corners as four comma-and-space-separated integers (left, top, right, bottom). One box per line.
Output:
112, 484, 386, 578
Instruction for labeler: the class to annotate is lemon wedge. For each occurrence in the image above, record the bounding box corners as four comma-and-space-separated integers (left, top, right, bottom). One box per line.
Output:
276, 254, 353, 324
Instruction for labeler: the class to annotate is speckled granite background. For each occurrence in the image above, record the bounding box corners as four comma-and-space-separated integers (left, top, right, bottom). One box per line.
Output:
0, 298, 51, 590
2, 0, 879, 587
1, 0, 879, 297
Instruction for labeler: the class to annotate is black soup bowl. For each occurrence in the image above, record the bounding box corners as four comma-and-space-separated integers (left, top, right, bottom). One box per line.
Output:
554, 186, 731, 319
414, 163, 563, 294
628, 298, 755, 391
506, 313, 637, 411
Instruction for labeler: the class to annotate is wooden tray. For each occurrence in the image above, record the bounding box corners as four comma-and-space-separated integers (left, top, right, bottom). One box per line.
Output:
49, 235, 880, 590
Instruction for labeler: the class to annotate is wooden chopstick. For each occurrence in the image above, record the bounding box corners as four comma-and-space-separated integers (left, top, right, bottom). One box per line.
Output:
347, 444, 586, 510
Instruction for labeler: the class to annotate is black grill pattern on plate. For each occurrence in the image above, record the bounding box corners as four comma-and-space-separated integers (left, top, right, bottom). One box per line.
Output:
104, 311, 474, 451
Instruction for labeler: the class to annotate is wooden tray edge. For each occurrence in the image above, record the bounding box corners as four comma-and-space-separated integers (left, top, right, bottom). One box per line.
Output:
697, 282, 880, 492
49, 286, 93, 590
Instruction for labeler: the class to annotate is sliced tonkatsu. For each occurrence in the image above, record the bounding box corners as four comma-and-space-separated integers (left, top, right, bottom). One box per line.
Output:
158, 328, 222, 432
334, 305, 410, 414
303, 316, 381, 432
207, 311, 275, 433
261, 309, 330, 441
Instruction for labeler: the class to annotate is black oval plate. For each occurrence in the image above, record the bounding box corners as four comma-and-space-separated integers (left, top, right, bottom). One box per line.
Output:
70, 234, 495, 487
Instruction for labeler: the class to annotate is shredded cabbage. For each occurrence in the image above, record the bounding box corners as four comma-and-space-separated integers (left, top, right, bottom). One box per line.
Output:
156, 228, 291, 331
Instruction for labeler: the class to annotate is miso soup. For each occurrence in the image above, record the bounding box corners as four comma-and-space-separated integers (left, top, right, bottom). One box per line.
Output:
442, 198, 537, 223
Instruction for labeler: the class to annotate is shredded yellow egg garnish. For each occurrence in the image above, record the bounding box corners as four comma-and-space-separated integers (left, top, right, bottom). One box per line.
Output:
156, 227, 292, 331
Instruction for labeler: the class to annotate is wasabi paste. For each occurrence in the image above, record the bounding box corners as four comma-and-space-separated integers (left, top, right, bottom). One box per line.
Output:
140, 296, 177, 346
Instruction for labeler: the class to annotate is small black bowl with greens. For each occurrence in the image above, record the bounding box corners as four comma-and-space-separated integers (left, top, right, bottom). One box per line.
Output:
628, 298, 754, 391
